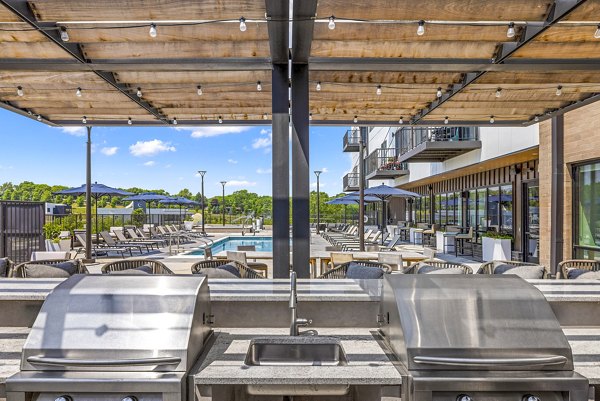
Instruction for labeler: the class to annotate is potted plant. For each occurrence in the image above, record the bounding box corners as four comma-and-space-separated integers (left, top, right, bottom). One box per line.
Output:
482, 231, 513, 261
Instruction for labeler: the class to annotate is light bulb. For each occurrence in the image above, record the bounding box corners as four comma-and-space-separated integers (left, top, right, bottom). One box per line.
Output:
495, 88, 502, 98
256, 81, 262, 91
239, 17, 247, 32
316, 81, 321, 91
507, 22, 515, 38
595, 24, 600, 39
444, 116, 449, 124
436, 87, 442, 98
328, 16, 335, 30
399, 116, 404, 124
17, 86, 23, 96
197, 85, 203, 96
218, 116, 223, 124
376, 85, 382, 95
149, 23, 157, 38
136, 87, 142, 98
490, 115, 495, 124
36, 114, 42, 121
534, 115, 539, 122
60, 27, 69, 42
309, 113, 313, 121
82, 116, 87, 124
417, 20, 425, 36
263, 113, 268, 120
353, 115, 358, 123
556, 85, 562, 96
76, 87, 82, 97
128, 117, 132, 125
172, 117, 177, 125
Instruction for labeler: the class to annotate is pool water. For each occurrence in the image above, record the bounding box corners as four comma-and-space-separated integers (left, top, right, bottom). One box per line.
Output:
187, 236, 273, 256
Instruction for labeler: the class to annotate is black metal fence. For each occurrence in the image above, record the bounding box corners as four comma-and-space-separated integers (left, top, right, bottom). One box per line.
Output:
398, 126, 480, 154
0, 201, 45, 264
365, 148, 408, 176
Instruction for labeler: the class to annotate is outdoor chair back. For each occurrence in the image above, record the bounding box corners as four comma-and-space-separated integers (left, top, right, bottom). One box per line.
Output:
12, 259, 88, 278
31, 251, 70, 261
0, 258, 14, 278
378, 253, 403, 271
227, 251, 248, 264
479, 260, 549, 279
558, 259, 600, 279
102, 259, 173, 275
319, 261, 391, 279
330, 252, 354, 268
204, 247, 213, 260
191, 259, 263, 279
406, 261, 472, 275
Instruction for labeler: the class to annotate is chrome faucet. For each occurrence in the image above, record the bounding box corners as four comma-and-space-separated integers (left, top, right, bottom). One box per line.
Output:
289, 271, 312, 336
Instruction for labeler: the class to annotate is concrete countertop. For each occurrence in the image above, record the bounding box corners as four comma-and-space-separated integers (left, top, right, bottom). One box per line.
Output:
192, 328, 402, 386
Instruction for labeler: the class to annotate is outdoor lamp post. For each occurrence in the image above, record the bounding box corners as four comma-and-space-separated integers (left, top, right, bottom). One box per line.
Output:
314, 170, 322, 234
220, 181, 227, 226
198, 170, 206, 234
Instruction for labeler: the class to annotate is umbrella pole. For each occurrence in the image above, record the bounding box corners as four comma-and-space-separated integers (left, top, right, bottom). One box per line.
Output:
84, 127, 93, 261
95, 195, 99, 245
381, 198, 385, 245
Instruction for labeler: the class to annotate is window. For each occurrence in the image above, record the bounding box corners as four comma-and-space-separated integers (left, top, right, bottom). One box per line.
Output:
455, 192, 463, 226
467, 189, 476, 227
477, 189, 487, 233
574, 161, 600, 259
500, 185, 513, 233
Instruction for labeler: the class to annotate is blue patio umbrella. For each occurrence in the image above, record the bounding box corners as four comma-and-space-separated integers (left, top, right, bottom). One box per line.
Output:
326, 195, 379, 224
123, 192, 170, 225
54, 183, 133, 243
161, 197, 200, 225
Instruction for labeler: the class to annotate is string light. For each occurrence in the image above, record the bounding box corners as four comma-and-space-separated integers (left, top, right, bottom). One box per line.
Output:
149, 23, 157, 38
263, 113, 268, 120
556, 85, 562, 96
316, 81, 322, 91
36, 115, 42, 121
218, 116, 223, 124
128, 117, 133, 125
239, 17, 247, 32
328, 16, 336, 30
506, 22, 516, 38
376, 85, 382, 96
82, 116, 87, 124
256, 81, 262, 91
60, 27, 69, 42
399, 116, 404, 124
444, 116, 449, 124
75, 87, 82, 97
495, 88, 502, 98
197, 85, 203, 96
172, 117, 177, 125
534, 115, 540, 122
309, 113, 313, 121
417, 20, 425, 36
353, 115, 358, 123
16, 86, 23, 96
436, 87, 442, 98
136, 87, 142, 98
490, 115, 495, 124
594, 24, 600, 39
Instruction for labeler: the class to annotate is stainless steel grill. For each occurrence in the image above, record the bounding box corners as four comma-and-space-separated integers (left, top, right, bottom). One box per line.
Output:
7, 275, 211, 401
379, 275, 590, 401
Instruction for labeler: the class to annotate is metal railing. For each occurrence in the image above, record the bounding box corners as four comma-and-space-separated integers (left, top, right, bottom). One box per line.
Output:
343, 172, 360, 190
398, 126, 479, 154
343, 129, 361, 150
0, 201, 45, 264
365, 148, 408, 177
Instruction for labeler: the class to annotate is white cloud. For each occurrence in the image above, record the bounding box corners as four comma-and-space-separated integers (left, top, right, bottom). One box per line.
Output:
165, 164, 172, 168
100, 146, 118, 156
256, 168, 272, 174
176, 126, 250, 138
143, 161, 156, 167
260, 129, 269, 135
227, 159, 238, 164
129, 139, 176, 157
225, 180, 257, 187
56, 127, 86, 136
252, 134, 272, 149
321, 167, 329, 173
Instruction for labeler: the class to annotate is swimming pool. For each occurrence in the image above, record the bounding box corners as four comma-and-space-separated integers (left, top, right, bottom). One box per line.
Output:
186, 236, 273, 256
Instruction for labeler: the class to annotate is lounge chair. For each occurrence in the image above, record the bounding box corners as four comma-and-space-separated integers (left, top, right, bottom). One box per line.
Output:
112, 229, 156, 250
135, 227, 167, 246
125, 228, 163, 249
319, 261, 391, 279
102, 259, 173, 275
558, 259, 600, 279
378, 234, 403, 251
191, 259, 263, 279
1, 257, 14, 277
12, 259, 89, 278
479, 260, 549, 279
99, 231, 148, 254
405, 261, 472, 274
74, 232, 129, 258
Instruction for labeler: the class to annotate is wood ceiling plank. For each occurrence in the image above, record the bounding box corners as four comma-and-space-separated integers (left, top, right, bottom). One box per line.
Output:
512, 42, 600, 58
162, 107, 270, 115
114, 70, 272, 84
142, 92, 272, 101
46, 113, 159, 120
563, 0, 600, 20
0, 90, 136, 102
0, 4, 21, 21
309, 71, 461, 84
31, 107, 152, 114
478, 72, 600, 84
150, 100, 272, 108
0, 42, 72, 58
0, 23, 49, 41
0, 71, 113, 86
10, 100, 144, 108
438, 100, 568, 109
455, 90, 585, 102
535, 25, 600, 43
162, 113, 270, 120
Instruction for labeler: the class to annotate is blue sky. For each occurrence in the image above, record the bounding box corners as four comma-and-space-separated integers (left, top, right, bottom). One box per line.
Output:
0, 108, 352, 197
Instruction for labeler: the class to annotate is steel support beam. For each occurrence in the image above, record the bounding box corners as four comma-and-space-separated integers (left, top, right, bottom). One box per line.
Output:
265, 0, 289, 64
85, 126, 93, 262
291, 63, 310, 277
272, 63, 290, 278
0, 100, 57, 126
0, 0, 169, 124
358, 130, 366, 252
292, 0, 318, 63
550, 115, 564, 275
411, 0, 589, 124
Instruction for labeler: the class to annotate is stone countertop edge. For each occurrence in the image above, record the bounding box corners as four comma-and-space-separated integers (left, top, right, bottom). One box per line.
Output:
192, 328, 402, 386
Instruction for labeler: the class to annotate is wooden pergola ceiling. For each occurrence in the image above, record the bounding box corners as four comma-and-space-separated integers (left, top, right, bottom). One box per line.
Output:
0, 0, 599, 126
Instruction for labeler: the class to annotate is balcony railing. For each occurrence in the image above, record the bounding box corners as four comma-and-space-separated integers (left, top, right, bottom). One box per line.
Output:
343, 129, 361, 152
397, 126, 481, 163
365, 148, 409, 180
343, 172, 360, 192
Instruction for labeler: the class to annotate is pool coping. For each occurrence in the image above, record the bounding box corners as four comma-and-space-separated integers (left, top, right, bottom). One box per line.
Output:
172, 235, 274, 259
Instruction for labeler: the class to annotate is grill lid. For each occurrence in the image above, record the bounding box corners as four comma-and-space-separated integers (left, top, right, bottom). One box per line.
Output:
21, 275, 211, 372
380, 275, 573, 371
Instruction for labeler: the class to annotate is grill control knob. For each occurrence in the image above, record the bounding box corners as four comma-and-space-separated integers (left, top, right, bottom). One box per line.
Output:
457, 394, 473, 401
122, 397, 138, 401
524, 395, 540, 401
55, 396, 73, 401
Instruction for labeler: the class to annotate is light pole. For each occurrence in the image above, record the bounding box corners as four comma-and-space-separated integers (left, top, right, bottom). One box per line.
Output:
314, 170, 322, 234
220, 181, 227, 226
198, 170, 206, 234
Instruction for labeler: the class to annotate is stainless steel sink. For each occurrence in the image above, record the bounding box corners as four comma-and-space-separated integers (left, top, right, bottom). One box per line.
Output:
244, 336, 348, 366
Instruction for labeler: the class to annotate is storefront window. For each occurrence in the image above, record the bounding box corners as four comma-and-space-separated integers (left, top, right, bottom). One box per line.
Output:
574, 162, 600, 259
447, 192, 456, 225
487, 187, 500, 231
467, 189, 476, 228
456, 192, 463, 227
424, 195, 430, 223
477, 189, 487, 233
500, 185, 513, 233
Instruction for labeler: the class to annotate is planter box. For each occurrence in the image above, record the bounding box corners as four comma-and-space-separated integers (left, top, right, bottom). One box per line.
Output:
482, 237, 512, 261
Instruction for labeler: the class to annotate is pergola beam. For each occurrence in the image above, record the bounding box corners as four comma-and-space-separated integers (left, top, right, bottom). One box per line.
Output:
265, 0, 289, 64
291, 0, 318, 63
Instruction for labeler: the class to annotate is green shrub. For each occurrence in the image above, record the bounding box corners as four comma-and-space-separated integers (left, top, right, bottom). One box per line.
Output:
482, 231, 513, 240
131, 208, 146, 227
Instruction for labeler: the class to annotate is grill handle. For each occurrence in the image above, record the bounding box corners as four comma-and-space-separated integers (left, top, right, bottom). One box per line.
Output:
27, 356, 181, 367
413, 355, 568, 368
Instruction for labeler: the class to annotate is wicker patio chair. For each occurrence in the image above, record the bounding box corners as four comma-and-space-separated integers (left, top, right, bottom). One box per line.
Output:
12, 259, 88, 278
318, 261, 391, 279
405, 260, 472, 274
101, 259, 173, 274
479, 260, 550, 279
1, 257, 14, 278
558, 259, 600, 279
191, 259, 264, 279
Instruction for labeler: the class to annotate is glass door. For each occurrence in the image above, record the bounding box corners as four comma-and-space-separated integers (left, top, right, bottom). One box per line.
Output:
523, 182, 539, 263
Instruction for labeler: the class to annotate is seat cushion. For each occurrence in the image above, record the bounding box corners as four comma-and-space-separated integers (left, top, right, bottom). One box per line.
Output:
24, 263, 74, 278
111, 265, 153, 275
497, 264, 545, 279
216, 263, 241, 278
0, 258, 9, 277
493, 263, 518, 274
418, 265, 465, 274
569, 269, 600, 280
200, 267, 239, 278
567, 268, 591, 279
346, 263, 384, 279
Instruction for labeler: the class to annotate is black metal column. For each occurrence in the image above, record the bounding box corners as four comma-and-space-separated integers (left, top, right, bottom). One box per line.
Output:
291, 63, 310, 277
550, 115, 564, 275
272, 63, 290, 278
85, 126, 93, 261
358, 131, 365, 251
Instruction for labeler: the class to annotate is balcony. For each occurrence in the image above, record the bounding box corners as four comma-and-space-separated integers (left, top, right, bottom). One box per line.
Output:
365, 148, 409, 180
397, 127, 481, 163
343, 172, 360, 192
342, 129, 361, 152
